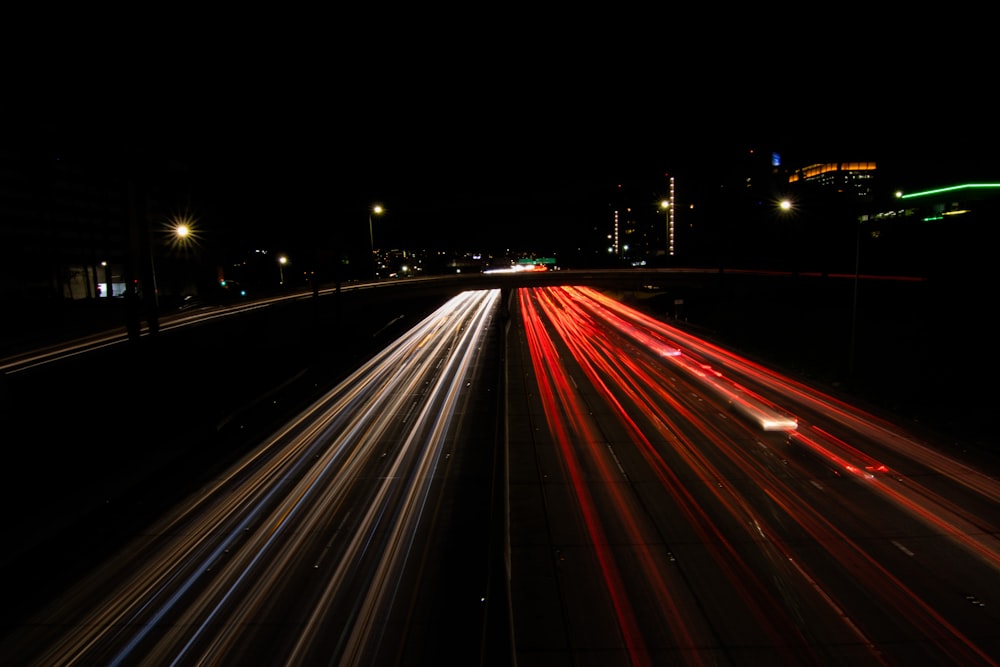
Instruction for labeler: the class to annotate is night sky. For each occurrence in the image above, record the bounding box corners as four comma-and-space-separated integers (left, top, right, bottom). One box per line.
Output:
6, 25, 996, 260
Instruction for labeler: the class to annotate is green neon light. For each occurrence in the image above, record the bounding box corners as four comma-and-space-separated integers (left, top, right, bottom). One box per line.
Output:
900, 183, 1000, 199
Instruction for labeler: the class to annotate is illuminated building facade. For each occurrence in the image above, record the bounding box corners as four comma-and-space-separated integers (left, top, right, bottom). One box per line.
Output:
788, 162, 877, 200
664, 175, 676, 257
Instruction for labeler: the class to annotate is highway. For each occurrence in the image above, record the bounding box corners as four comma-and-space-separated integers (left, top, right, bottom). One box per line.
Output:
1, 288, 505, 666
1, 279, 997, 665
506, 285, 1000, 666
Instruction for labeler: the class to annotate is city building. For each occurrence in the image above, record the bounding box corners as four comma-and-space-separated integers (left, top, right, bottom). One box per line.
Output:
858, 180, 999, 278
788, 161, 878, 201
0, 142, 128, 300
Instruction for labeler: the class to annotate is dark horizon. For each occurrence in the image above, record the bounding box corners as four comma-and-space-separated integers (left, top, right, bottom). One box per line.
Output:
7, 92, 998, 258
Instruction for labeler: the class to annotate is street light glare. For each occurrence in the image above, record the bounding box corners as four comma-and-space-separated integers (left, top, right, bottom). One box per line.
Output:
164, 215, 201, 251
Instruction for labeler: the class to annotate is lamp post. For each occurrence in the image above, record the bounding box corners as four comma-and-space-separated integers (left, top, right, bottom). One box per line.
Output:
150, 222, 193, 306
369, 204, 384, 280
144, 220, 192, 337
777, 197, 795, 273
278, 255, 287, 285
165, 217, 200, 298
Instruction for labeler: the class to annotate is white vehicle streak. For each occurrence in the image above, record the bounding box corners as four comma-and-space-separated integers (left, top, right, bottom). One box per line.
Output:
558, 285, 797, 431
29, 288, 501, 667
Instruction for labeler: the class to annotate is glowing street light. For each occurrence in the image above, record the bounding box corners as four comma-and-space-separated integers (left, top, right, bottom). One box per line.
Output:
369, 204, 384, 280
165, 215, 201, 254
278, 255, 288, 285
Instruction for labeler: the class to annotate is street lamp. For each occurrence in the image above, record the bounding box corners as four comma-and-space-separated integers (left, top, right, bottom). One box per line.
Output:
166, 214, 199, 252
369, 204, 384, 280
278, 255, 287, 285
776, 197, 796, 274
143, 219, 195, 336
150, 222, 195, 304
